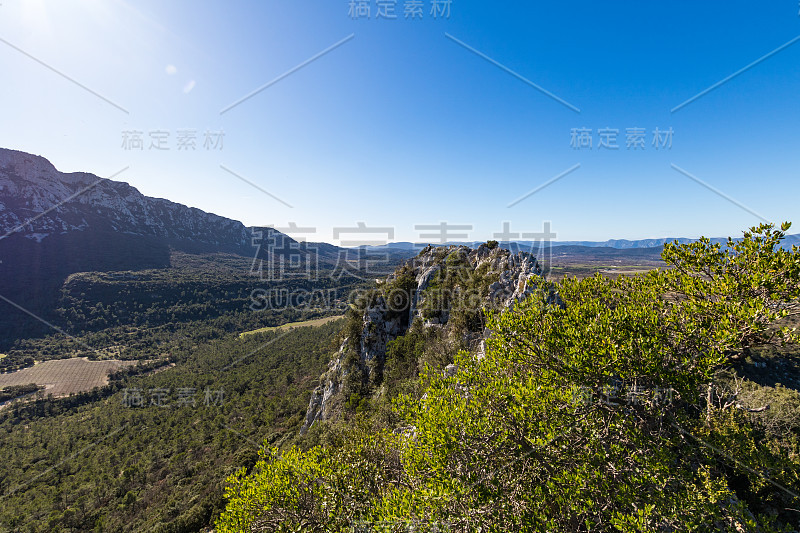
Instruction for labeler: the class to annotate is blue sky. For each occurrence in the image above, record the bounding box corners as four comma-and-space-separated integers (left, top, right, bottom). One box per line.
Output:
0, 0, 798, 243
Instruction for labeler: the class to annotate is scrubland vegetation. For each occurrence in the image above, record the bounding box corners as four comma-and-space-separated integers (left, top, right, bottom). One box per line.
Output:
217, 223, 800, 532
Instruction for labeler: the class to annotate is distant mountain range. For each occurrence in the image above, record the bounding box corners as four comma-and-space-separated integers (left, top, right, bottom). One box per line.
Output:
0, 148, 262, 340
0, 148, 408, 341
383, 234, 800, 251
0, 148, 412, 266
0, 148, 254, 253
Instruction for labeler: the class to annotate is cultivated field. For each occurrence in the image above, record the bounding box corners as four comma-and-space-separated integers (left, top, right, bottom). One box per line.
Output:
240, 315, 344, 338
543, 246, 665, 282
0, 357, 138, 397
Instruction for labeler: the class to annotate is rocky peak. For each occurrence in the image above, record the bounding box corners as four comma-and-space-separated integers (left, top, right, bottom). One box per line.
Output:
300, 243, 546, 434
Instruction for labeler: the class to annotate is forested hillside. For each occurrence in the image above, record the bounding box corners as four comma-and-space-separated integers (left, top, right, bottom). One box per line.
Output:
2, 224, 798, 532
0, 251, 366, 373
0, 320, 344, 532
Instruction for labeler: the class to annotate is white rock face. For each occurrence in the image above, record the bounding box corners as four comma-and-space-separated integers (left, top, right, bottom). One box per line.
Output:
299, 244, 550, 434
0, 148, 251, 247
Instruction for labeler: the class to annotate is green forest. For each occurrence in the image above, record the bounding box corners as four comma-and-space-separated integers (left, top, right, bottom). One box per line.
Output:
0, 320, 345, 532
1, 251, 364, 373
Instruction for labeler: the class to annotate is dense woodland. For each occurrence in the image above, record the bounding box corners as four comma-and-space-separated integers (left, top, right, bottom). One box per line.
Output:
0, 251, 368, 372
0, 248, 383, 531
0, 320, 344, 532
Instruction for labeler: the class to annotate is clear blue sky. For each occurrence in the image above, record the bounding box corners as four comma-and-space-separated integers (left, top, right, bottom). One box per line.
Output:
1, 0, 798, 244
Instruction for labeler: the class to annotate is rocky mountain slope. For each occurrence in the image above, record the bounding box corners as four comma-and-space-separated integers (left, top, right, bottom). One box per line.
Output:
301, 243, 553, 433
0, 148, 251, 250
0, 148, 282, 342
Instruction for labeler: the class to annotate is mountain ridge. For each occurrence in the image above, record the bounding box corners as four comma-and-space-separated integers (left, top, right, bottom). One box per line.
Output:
0, 147, 253, 251
4, 148, 792, 253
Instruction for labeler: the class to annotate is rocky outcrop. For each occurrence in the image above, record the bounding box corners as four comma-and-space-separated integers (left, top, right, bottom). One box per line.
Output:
300, 243, 548, 434
301, 292, 409, 430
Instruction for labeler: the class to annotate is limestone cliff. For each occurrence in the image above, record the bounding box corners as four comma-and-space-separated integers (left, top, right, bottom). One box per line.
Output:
300, 243, 548, 434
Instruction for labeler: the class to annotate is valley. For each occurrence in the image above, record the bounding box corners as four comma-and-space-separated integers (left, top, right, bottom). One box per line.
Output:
0, 145, 798, 530
2, 1, 800, 530
0, 183, 678, 530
